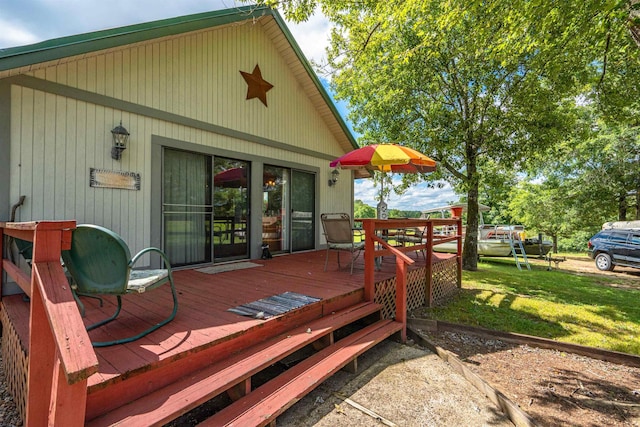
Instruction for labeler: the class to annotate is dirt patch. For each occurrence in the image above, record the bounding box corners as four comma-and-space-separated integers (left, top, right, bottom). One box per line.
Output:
418, 330, 640, 426
413, 256, 640, 427
530, 256, 640, 290
278, 340, 514, 427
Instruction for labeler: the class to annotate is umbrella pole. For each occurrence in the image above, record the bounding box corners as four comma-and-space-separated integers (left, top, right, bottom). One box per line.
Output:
376, 171, 388, 220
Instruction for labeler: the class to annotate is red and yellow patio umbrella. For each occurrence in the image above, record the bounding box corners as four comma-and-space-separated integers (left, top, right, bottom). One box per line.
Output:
330, 144, 436, 173
330, 143, 436, 218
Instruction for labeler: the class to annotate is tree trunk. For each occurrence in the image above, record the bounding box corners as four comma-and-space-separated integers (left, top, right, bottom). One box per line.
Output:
552, 235, 558, 254
618, 193, 627, 221
462, 145, 479, 271
463, 186, 480, 271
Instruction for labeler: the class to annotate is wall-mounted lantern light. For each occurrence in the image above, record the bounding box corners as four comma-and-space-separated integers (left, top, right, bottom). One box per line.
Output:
328, 169, 339, 187
111, 121, 130, 160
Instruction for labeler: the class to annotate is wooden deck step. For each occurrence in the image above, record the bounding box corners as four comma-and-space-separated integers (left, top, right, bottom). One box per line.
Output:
201, 319, 403, 427
85, 301, 382, 427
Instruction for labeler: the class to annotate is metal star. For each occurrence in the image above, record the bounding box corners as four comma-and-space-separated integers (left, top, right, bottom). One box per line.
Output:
240, 64, 274, 107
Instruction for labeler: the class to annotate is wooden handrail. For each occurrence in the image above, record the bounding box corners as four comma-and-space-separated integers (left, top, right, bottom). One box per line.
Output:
360, 218, 463, 342
1, 221, 98, 426
369, 233, 413, 342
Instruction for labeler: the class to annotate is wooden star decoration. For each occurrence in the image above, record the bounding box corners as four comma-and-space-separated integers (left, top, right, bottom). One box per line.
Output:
240, 64, 274, 107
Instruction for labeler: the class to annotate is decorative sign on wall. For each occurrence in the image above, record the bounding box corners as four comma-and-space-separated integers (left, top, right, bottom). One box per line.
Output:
90, 168, 141, 190
240, 64, 274, 107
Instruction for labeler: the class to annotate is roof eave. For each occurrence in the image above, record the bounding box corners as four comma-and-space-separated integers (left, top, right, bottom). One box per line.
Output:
269, 11, 359, 150
0, 6, 359, 151
0, 6, 269, 72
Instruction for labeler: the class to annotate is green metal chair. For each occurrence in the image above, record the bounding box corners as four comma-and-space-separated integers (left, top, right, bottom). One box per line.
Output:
13, 236, 106, 306
12, 238, 33, 265
61, 224, 178, 347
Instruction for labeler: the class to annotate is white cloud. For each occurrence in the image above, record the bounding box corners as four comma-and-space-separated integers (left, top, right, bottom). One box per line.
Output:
0, 19, 39, 47
0, 1, 248, 48
355, 178, 457, 212
285, 12, 331, 64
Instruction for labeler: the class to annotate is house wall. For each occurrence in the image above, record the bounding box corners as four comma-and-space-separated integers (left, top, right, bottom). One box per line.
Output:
2, 18, 354, 262
0, 81, 10, 221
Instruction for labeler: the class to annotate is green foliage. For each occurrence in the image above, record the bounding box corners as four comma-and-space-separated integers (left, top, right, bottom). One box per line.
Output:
509, 180, 572, 241
569, 121, 640, 221
557, 230, 597, 253
354, 199, 375, 218
533, 109, 640, 225
253, 0, 640, 262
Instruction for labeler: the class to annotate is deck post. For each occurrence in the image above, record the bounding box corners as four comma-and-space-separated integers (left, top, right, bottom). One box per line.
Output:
395, 257, 407, 342
456, 217, 463, 288
26, 227, 63, 426
425, 222, 434, 307
49, 359, 89, 426
362, 219, 376, 301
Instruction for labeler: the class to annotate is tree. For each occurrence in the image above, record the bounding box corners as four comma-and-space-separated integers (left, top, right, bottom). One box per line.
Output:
354, 199, 375, 219
537, 106, 640, 224
255, 0, 640, 269
571, 123, 640, 221
509, 180, 576, 253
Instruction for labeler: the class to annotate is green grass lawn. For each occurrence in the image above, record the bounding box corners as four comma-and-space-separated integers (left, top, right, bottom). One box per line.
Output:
418, 255, 640, 355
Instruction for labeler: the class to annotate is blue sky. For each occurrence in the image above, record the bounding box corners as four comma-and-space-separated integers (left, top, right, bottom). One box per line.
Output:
0, 0, 456, 211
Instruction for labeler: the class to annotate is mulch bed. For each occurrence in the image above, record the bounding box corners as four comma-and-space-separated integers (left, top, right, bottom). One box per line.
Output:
418, 329, 640, 426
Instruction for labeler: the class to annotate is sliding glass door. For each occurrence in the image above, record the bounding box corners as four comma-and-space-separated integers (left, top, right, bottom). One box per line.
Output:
163, 149, 249, 266
163, 149, 212, 266
162, 148, 315, 263
262, 166, 315, 254
213, 157, 249, 260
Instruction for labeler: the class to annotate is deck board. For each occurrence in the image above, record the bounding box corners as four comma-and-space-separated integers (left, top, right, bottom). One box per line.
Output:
83, 251, 376, 387
2, 249, 435, 392
0, 248, 458, 422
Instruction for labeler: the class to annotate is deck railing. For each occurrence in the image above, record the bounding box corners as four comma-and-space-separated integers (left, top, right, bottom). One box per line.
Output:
360, 218, 462, 341
1, 221, 98, 426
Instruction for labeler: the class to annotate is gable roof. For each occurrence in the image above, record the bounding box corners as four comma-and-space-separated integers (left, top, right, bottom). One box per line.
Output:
0, 5, 359, 152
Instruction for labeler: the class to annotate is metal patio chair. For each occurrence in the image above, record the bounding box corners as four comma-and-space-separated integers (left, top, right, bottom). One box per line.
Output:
396, 226, 427, 259
320, 213, 365, 274
61, 224, 178, 347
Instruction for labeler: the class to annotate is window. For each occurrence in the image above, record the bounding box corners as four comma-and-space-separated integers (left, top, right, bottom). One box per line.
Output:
609, 232, 627, 243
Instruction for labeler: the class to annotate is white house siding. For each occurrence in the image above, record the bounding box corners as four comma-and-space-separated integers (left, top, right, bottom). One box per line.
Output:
7, 17, 353, 256
27, 18, 345, 159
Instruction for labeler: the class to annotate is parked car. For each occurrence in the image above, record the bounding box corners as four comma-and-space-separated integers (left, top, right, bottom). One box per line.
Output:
587, 228, 640, 271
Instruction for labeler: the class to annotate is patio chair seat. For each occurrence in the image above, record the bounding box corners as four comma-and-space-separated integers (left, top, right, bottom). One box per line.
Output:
329, 242, 365, 250
397, 234, 424, 244
128, 269, 169, 293
62, 224, 178, 347
321, 213, 364, 274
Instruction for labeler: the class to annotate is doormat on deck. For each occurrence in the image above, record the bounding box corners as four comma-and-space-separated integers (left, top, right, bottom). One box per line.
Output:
196, 261, 262, 274
228, 292, 321, 319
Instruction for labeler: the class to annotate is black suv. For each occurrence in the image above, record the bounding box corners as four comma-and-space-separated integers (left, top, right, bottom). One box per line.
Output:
587, 229, 640, 271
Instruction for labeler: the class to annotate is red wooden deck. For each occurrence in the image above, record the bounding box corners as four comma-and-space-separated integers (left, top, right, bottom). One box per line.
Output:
2, 248, 433, 421
1, 217, 465, 425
